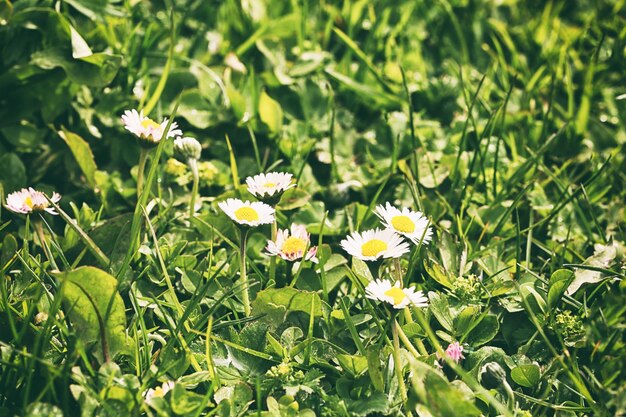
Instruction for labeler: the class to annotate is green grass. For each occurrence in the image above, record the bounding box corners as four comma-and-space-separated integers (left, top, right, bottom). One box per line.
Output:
0, 0, 625, 416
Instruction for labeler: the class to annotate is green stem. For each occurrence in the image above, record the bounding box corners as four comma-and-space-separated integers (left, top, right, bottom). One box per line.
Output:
33, 218, 58, 271
189, 158, 199, 219
240, 229, 251, 316
269, 220, 277, 283
393, 257, 403, 284
392, 319, 408, 407
137, 147, 150, 198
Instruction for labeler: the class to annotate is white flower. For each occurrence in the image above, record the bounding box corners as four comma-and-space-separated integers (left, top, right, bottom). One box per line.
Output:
375, 202, 432, 245
121, 109, 182, 145
246, 172, 295, 199
266, 224, 318, 263
365, 279, 428, 309
340, 228, 410, 261
145, 381, 175, 405
5, 187, 61, 215
218, 198, 275, 227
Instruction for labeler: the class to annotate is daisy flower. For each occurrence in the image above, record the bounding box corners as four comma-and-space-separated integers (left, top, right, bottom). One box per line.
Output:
266, 224, 318, 263
145, 380, 175, 405
121, 109, 182, 146
375, 202, 432, 245
218, 198, 275, 227
246, 172, 295, 200
5, 187, 61, 215
365, 278, 428, 309
340, 228, 410, 261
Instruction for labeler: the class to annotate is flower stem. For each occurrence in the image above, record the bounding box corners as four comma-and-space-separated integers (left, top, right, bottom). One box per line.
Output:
269, 219, 277, 283
33, 218, 58, 271
188, 157, 199, 219
240, 229, 251, 316
392, 319, 408, 407
393, 257, 403, 284
136, 147, 150, 198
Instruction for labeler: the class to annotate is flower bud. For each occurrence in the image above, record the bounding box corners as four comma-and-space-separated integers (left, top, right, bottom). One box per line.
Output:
174, 137, 202, 161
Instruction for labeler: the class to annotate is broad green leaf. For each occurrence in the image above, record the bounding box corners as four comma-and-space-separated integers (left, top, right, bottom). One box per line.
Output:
171, 384, 205, 415
252, 287, 322, 323
465, 314, 499, 346
0, 152, 26, 192
59, 127, 97, 188
519, 282, 547, 315
366, 348, 385, 392
547, 269, 575, 308
511, 364, 541, 388
351, 257, 373, 284
336, 353, 368, 376
56, 266, 127, 361
428, 292, 454, 332
276, 187, 311, 210
258, 90, 283, 135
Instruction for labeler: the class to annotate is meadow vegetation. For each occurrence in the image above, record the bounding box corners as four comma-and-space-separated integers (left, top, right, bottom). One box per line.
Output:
0, 0, 625, 416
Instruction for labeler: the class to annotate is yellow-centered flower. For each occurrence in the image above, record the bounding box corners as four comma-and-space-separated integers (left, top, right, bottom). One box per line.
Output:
365, 279, 428, 309
375, 202, 432, 245
266, 223, 318, 263
218, 198, 275, 227
340, 228, 409, 261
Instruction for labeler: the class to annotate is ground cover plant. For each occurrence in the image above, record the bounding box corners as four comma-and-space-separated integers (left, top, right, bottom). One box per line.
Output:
0, 0, 625, 416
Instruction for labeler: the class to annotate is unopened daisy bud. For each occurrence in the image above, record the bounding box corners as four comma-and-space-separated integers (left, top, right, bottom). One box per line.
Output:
5, 187, 61, 215
174, 137, 202, 161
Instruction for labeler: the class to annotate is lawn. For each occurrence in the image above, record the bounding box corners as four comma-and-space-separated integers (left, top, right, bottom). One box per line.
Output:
0, 0, 625, 416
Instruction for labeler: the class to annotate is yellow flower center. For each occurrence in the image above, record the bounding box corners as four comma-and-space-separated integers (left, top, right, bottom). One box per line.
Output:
281, 236, 306, 255
264, 182, 277, 188
384, 287, 407, 306
234, 206, 259, 222
153, 386, 165, 398
391, 215, 415, 233
141, 118, 161, 130
24, 196, 34, 208
361, 239, 387, 257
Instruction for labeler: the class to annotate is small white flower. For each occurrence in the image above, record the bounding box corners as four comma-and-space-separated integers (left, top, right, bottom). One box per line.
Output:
5, 187, 61, 215
145, 380, 175, 405
246, 172, 295, 199
365, 279, 428, 309
218, 198, 275, 227
224, 52, 247, 73
121, 109, 182, 145
266, 224, 318, 263
340, 228, 409, 261
375, 202, 432, 245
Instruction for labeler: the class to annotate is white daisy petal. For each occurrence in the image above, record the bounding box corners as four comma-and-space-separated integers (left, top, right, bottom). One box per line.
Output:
365, 279, 428, 309
246, 172, 295, 199
340, 228, 410, 261
5, 187, 61, 215
375, 202, 432, 245
218, 198, 275, 227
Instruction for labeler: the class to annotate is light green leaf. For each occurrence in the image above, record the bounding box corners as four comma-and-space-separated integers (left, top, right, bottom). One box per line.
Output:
547, 269, 575, 308
59, 127, 97, 188
55, 266, 127, 361
251, 287, 322, 323
511, 364, 541, 388
258, 90, 283, 134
